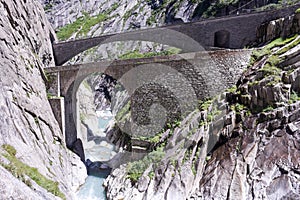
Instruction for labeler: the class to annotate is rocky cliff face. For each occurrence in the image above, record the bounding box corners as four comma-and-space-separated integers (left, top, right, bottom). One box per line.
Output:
0, 0, 86, 199
103, 13, 300, 200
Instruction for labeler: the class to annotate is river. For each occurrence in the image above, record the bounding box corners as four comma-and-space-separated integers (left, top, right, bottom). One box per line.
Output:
76, 110, 115, 200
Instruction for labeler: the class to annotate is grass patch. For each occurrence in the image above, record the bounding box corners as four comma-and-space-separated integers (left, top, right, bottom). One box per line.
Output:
56, 4, 121, 40
259, 64, 282, 77
78, 13, 108, 36
1, 144, 66, 200
250, 35, 298, 66
119, 48, 181, 60
56, 15, 86, 40
275, 35, 300, 55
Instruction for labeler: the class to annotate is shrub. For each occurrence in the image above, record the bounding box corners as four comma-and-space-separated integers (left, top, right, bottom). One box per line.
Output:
289, 91, 300, 104
262, 105, 274, 112
127, 147, 165, 182
259, 64, 281, 77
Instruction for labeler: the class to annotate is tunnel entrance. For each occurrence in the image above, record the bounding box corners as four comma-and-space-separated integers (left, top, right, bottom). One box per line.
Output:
214, 30, 230, 48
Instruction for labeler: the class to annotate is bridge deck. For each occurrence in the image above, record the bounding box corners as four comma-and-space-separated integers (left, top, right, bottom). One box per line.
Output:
46, 49, 252, 73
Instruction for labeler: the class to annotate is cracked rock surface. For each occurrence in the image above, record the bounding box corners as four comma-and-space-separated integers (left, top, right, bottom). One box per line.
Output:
0, 0, 86, 199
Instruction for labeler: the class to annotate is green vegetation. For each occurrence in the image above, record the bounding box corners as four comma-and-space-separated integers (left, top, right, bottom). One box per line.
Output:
1, 144, 65, 200
275, 35, 300, 55
2, 144, 17, 156
207, 108, 221, 122
256, 3, 282, 12
201, 0, 239, 18
198, 97, 222, 124
123, 4, 140, 23
289, 91, 300, 104
226, 85, 237, 93
56, 12, 108, 40
80, 113, 86, 122
47, 92, 59, 99
118, 47, 181, 60
135, 119, 180, 143
115, 101, 131, 122
127, 147, 165, 182
44, 4, 53, 11
259, 65, 281, 77
146, 0, 186, 25
262, 105, 274, 112
82, 80, 92, 91
199, 99, 213, 111
56, 3, 119, 40
296, 8, 300, 14
136, 132, 162, 144
166, 120, 181, 129
266, 76, 282, 86
250, 35, 298, 66
231, 103, 245, 113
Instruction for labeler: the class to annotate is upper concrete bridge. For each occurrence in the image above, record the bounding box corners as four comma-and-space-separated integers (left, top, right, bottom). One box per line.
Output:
52, 3, 300, 65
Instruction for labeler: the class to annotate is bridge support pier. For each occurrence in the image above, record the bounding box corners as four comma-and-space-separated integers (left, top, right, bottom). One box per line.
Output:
48, 97, 65, 140
47, 75, 85, 162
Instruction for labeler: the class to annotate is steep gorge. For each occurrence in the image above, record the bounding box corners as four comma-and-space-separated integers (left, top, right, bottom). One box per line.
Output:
1, 0, 300, 199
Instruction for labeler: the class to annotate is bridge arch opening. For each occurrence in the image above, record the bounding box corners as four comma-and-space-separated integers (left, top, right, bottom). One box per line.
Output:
77, 73, 118, 162
214, 30, 230, 48
62, 57, 208, 159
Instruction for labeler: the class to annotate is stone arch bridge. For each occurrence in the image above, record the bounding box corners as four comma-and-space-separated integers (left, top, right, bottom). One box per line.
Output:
46, 50, 251, 155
